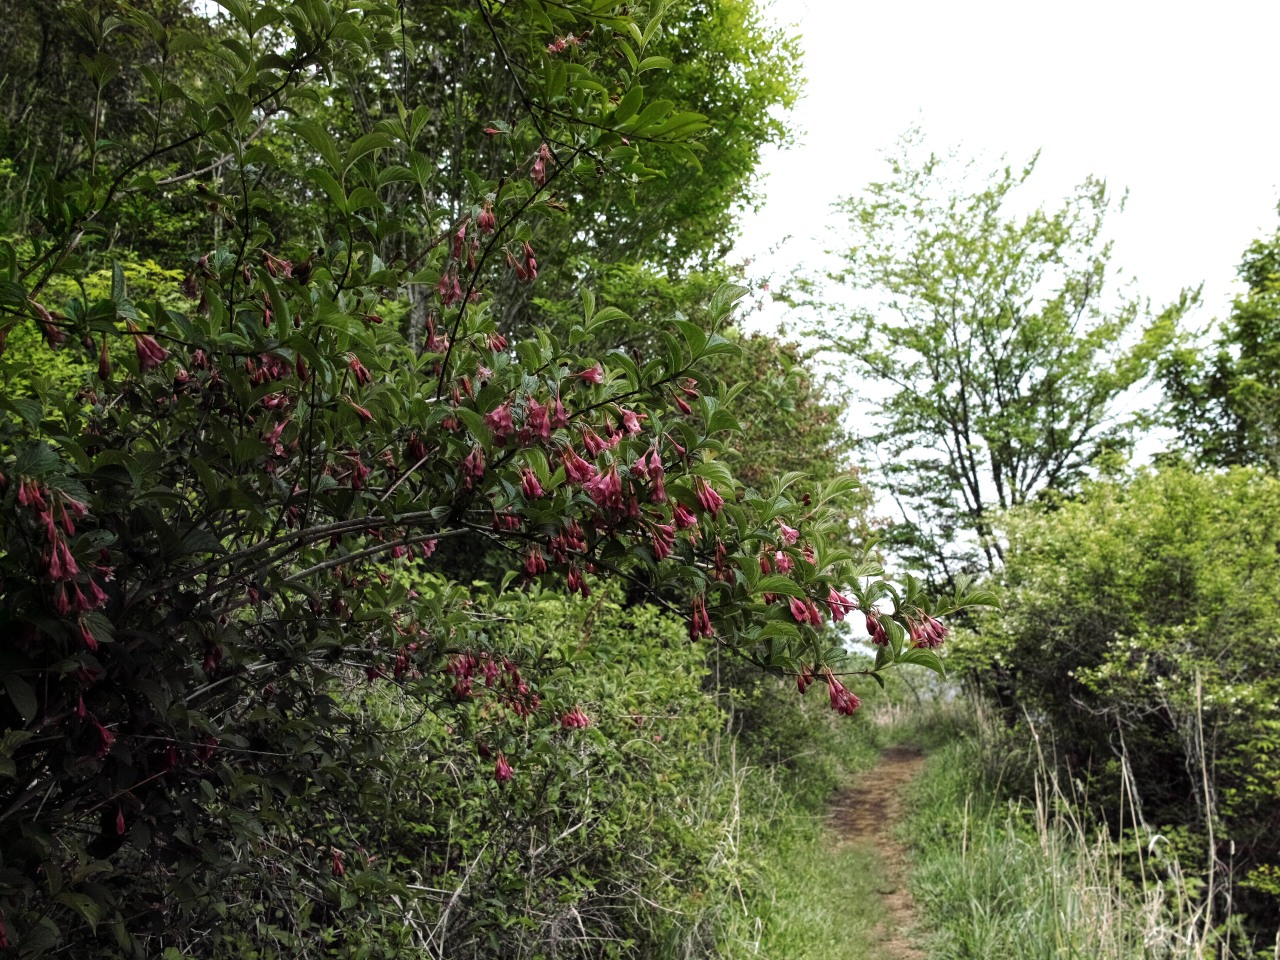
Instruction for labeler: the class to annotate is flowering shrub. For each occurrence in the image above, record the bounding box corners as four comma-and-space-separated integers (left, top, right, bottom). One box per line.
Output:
0, 1, 985, 953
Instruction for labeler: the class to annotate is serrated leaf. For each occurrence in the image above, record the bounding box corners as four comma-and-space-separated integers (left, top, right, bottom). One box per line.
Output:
6, 397, 43, 428
14, 444, 59, 476
897, 647, 946, 677
756, 575, 804, 598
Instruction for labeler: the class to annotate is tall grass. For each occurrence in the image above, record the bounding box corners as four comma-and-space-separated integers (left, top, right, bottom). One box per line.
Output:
717, 679, 889, 959
902, 693, 1255, 959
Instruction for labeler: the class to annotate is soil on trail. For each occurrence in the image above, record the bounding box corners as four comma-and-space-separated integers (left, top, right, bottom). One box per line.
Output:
828, 746, 927, 960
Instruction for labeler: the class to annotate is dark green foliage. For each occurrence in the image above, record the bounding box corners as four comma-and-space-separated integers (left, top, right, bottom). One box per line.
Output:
0, 3, 978, 957
957, 466, 1280, 937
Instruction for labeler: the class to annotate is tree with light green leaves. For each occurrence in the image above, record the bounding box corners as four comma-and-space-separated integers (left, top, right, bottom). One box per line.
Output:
799, 137, 1192, 581
1160, 222, 1280, 469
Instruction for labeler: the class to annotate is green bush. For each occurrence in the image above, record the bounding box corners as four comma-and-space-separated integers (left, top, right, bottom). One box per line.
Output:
959, 465, 1280, 936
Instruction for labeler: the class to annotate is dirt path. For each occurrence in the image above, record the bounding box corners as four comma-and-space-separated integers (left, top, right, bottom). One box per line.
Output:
827, 746, 927, 960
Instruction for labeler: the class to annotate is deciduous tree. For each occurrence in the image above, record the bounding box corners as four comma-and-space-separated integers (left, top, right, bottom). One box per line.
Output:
799, 137, 1189, 580
1160, 224, 1280, 468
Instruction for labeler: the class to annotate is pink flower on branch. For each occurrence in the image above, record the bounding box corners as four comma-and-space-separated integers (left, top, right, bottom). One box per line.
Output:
796, 663, 814, 695
520, 399, 552, 445
584, 464, 623, 512
520, 467, 544, 499
127, 321, 170, 371
561, 446, 597, 484
347, 354, 372, 386
826, 674, 861, 716
827, 588, 856, 623
672, 501, 697, 530
484, 403, 515, 445
693, 477, 724, 517
567, 565, 590, 597
688, 594, 714, 640
649, 520, 676, 560
865, 613, 889, 646
909, 615, 949, 649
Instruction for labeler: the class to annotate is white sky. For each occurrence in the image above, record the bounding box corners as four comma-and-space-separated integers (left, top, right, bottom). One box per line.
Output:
733, 0, 1280, 336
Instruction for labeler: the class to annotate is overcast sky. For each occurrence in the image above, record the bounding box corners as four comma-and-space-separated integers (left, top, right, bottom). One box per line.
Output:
733, 0, 1280, 336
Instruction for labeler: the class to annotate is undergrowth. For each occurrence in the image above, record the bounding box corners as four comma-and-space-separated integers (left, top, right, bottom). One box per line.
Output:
717, 669, 889, 959
899, 692, 1264, 959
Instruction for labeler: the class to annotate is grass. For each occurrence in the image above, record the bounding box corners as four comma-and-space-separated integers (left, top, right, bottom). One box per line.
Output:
717, 684, 891, 959
899, 693, 1251, 960
745, 815, 888, 960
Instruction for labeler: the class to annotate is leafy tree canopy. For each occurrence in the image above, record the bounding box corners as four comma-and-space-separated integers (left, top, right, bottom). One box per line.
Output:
0, 3, 981, 955
1160, 222, 1280, 468
793, 134, 1192, 582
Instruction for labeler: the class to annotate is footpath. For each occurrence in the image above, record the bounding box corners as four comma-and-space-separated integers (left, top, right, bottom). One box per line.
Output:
826, 746, 927, 960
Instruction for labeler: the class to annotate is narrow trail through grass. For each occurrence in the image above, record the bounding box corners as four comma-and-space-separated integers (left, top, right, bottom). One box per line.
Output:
747, 735, 929, 960
827, 746, 927, 960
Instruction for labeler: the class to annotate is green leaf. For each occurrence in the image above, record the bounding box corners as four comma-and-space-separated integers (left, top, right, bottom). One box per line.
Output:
757, 575, 804, 598
292, 119, 343, 173
897, 648, 946, 677
4, 674, 37, 725
636, 56, 672, 73
305, 167, 348, 213
455, 407, 491, 447
5, 398, 43, 429
590, 306, 630, 329
56, 892, 102, 932
343, 132, 395, 171
613, 85, 644, 125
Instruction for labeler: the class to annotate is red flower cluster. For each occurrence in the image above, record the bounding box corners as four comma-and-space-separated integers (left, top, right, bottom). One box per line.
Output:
908, 615, 948, 649
547, 520, 587, 563
445, 652, 540, 717
688, 594, 714, 640
796, 663, 814, 694
788, 594, 825, 626
560, 706, 591, 729
693, 477, 724, 517
520, 467, 543, 499
17, 479, 111, 646
865, 613, 888, 646
546, 32, 581, 55
672, 501, 697, 529
826, 588, 856, 622
561, 446, 597, 484
127, 321, 170, 371
826, 674, 861, 716
630, 447, 666, 502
